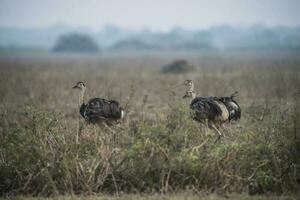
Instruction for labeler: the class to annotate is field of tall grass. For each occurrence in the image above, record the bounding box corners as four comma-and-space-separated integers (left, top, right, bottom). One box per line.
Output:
0, 52, 299, 198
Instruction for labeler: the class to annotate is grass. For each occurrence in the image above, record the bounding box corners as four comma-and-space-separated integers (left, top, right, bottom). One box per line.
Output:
2, 193, 299, 200
0, 51, 300, 197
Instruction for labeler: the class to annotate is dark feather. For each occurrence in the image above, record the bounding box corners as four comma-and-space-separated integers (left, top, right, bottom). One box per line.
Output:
80, 98, 123, 124
190, 97, 223, 122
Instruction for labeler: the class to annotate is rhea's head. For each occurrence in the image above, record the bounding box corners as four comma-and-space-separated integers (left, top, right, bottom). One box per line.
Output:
73, 81, 86, 91
73, 82, 86, 104
184, 79, 194, 91
184, 79, 193, 87
183, 80, 196, 99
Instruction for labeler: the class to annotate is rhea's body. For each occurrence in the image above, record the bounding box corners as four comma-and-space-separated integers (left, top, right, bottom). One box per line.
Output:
73, 81, 124, 125
183, 80, 241, 141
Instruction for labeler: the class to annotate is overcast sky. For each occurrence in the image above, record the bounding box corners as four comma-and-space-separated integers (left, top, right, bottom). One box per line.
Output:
0, 0, 300, 31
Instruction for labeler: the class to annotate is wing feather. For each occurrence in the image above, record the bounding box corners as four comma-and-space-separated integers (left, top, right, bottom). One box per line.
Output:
83, 98, 123, 123
190, 97, 225, 122
213, 95, 241, 121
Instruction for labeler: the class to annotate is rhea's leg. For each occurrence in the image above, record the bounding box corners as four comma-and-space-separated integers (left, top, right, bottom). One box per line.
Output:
95, 121, 107, 146
221, 123, 231, 138
209, 123, 223, 143
103, 121, 118, 147
199, 119, 209, 135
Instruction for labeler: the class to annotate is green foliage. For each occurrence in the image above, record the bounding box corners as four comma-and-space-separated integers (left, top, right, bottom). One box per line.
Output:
1, 98, 300, 196
161, 60, 194, 74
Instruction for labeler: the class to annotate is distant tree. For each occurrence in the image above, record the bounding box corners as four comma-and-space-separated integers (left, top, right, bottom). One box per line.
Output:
53, 33, 99, 53
110, 39, 157, 51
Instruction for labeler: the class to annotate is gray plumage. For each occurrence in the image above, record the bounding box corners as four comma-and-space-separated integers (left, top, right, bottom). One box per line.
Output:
73, 81, 124, 125
190, 97, 225, 123
183, 80, 229, 125
183, 80, 241, 142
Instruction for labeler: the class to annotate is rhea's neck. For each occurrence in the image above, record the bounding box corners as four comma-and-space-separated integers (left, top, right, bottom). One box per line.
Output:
79, 89, 86, 105
189, 92, 196, 103
191, 91, 196, 99
184, 91, 196, 104
188, 83, 194, 92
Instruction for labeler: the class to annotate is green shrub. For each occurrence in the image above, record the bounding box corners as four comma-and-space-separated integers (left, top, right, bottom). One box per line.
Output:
161, 60, 195, 74
1, 99, 300, 196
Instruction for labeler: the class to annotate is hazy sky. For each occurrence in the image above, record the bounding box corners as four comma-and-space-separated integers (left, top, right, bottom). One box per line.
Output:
0, 0, 300, 31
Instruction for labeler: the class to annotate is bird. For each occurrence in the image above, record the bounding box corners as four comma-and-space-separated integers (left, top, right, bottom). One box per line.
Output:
72, 81, 125, 125
182, 80, 241, 141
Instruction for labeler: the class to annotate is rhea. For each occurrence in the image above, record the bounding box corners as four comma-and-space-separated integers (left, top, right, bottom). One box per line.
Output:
183, 80, 241, 141
73, 81, 125, 125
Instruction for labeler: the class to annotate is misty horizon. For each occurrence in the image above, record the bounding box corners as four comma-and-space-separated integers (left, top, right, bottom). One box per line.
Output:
1, 0, 300, 52
1, 22, 300, 52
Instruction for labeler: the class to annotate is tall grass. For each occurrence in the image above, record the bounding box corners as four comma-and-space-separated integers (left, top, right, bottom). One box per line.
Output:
0, 52, 300, 196
1, 98, 299, 196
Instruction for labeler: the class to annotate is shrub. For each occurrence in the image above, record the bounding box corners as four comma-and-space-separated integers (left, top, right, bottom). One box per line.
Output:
161, 60, 195, 74
1, 98, 300, 196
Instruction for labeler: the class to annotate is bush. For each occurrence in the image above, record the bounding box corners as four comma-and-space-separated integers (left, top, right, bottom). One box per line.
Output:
161, 60, 195, 74
1, 98, 300, 196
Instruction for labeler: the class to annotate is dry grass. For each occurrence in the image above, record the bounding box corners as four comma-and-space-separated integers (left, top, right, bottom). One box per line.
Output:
3, 193, 299, 200
0, 51, 300, 197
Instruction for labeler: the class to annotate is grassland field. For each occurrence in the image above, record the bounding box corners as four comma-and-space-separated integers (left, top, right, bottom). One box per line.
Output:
0, 51, 299, 199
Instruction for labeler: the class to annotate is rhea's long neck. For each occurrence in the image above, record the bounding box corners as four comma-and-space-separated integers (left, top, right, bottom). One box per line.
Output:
191, 91, 196, 99
189, 82, 194, 92
78, 89, 86, 106
184, 82, 196, 104
185, 82, 194, 94
183, 91, 197, 104
189, 92, 197, 104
